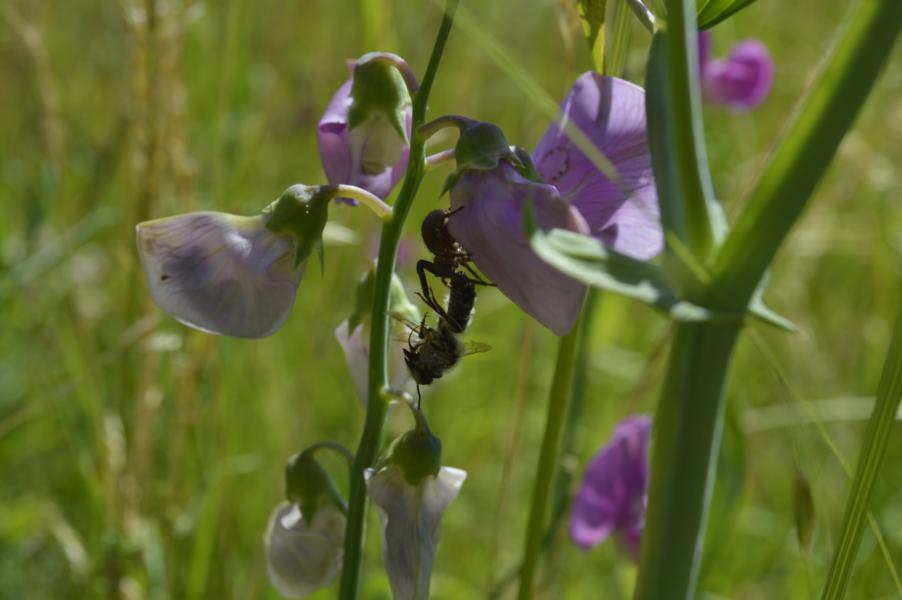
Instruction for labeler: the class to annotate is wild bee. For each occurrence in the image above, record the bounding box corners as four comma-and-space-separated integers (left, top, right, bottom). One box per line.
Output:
416, 208, 492, 334
402, 314, 490, 402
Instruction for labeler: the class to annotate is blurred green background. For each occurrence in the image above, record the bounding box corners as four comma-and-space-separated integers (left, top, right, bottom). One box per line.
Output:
1, 0, 900, 598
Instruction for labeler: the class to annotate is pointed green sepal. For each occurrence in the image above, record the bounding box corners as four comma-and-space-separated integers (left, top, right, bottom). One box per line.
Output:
385, 405, 442, 486
264, 184, 332, 267
285, 448, 346, 522
442, 121, 524, 194
348, 53, 412, 144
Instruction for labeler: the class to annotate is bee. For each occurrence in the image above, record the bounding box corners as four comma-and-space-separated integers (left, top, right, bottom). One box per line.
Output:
416, 208, 492, 334
402, 314, 490, 403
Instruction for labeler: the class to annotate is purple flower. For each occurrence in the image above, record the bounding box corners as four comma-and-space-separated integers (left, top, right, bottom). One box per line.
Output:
448, 163, 591, 336
533, 74, 662, 260
318, 53, 414, 201
447, 74, 661, 335
570, 414, 651, 560
698, 31, 773, 111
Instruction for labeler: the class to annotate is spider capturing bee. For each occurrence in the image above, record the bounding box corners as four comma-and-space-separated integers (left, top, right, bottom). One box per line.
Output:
416, 208, 492, 334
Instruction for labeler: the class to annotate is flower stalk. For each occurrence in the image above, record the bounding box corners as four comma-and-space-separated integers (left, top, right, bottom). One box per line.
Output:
338, 1, 459, 598
517, 314, 583, 600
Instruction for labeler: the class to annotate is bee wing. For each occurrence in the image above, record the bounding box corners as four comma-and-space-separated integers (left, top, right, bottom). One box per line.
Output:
461, 340, 492, 356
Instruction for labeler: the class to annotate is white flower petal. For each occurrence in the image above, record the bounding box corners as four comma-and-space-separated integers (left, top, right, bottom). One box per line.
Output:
335, 319, 413, 405
365, 466, 466, 600
264, 503, 345, 599
136, 212, 303, 338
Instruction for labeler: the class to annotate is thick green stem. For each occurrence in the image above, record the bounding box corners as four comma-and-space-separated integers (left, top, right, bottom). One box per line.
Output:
517, 320, 583, 600
634, 321, 739, 599
338, 2, 458, 598
823, 306, 902, 599
635, 3, 900, 599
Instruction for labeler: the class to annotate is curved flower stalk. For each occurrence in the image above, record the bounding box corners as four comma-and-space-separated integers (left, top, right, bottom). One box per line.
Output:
136, 184, 390, 339
698, 31, 773, 111
570, 414, 651, 560
366, 465, 466, 600
318, 52, 417, 201
265, 502, 346, 599
445, 74, 661, 335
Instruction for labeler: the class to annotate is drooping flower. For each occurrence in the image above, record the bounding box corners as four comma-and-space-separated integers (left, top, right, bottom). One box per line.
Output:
318, 52, 416, 201
366, 465, 467, 600
698, 30, 773, 111
570, 414, 651, 560
448, 160, 590, 336
446, 74, 661, 335
137, 184, 390, 339
264, 503, 345, 599
136, 212, 304, 338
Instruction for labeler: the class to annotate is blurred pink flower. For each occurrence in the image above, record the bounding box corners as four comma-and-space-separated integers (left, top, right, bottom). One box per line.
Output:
699, 31, 773, 111
570, 414, 651, 560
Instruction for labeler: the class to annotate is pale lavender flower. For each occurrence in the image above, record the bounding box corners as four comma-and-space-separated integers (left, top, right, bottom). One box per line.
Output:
318, 53, 414, 201
366, 465, 466, 600
570, 414, 651, 560
264, 503, 345, 599
698, 31, 773, 111
136, 212, 303, 338
448, 74, 661, 335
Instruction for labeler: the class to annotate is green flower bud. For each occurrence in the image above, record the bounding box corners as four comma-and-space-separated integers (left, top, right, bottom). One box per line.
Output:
388, 422, 443, 486
284, 449, 345, 522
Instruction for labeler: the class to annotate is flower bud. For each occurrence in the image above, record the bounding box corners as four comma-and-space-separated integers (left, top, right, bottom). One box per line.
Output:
318, 52, 415, 200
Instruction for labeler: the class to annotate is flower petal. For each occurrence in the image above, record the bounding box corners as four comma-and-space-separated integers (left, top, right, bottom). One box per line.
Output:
570, 415, 651, 553
136, 212, 303, 338
533, 73, 662, 260
264, 503, 345, 599
448, 164, 588, 336
366, 466, 466, 600
702, 40, 773, 111
335, 319, 414, 405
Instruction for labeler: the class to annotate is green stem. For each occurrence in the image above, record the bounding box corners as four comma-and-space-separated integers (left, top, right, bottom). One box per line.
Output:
517, 318, 583, 600
338, 2, 458, 599
823, 307, 902, 599
634, 321, 739, 599
635, 3, 899, 599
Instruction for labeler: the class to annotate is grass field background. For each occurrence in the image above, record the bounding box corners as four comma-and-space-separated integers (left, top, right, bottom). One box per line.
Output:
1, 0, 901, 598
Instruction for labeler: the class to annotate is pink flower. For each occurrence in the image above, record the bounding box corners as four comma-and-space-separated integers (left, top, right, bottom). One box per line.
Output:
699, 31, 773, 111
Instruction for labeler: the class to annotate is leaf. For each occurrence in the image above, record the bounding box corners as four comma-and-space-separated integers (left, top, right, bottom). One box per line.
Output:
576, 0, 607, 72
697, 0, 758, 30
528, 224, 713, 321
530, 222, 796, 330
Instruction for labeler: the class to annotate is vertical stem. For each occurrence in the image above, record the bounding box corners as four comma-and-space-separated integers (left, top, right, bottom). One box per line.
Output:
634, 321, 740, 600
338, 2, 458, 598
517, 318, 583, 600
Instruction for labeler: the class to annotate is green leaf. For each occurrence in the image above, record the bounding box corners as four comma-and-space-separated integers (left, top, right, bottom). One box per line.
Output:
823, 308, 902, 598
577, 0, 607, 72
697, 0, 757, 30
605, 0, 633, 76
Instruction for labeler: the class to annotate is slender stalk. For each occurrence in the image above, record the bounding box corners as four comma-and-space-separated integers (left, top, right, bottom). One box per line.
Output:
517, 319, 583, 600
338, 2, 458, 598
823, 307, 902, 599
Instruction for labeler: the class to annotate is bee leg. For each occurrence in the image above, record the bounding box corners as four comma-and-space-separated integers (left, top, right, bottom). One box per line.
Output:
462, 262, 495, 286
416, 259, 452, 320
416, 383, 422, 409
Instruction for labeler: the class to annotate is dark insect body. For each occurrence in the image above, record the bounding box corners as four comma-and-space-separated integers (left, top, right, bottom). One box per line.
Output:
415, 208, 491, 334
404, 208, 495, 402
402, 317, 463, 387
